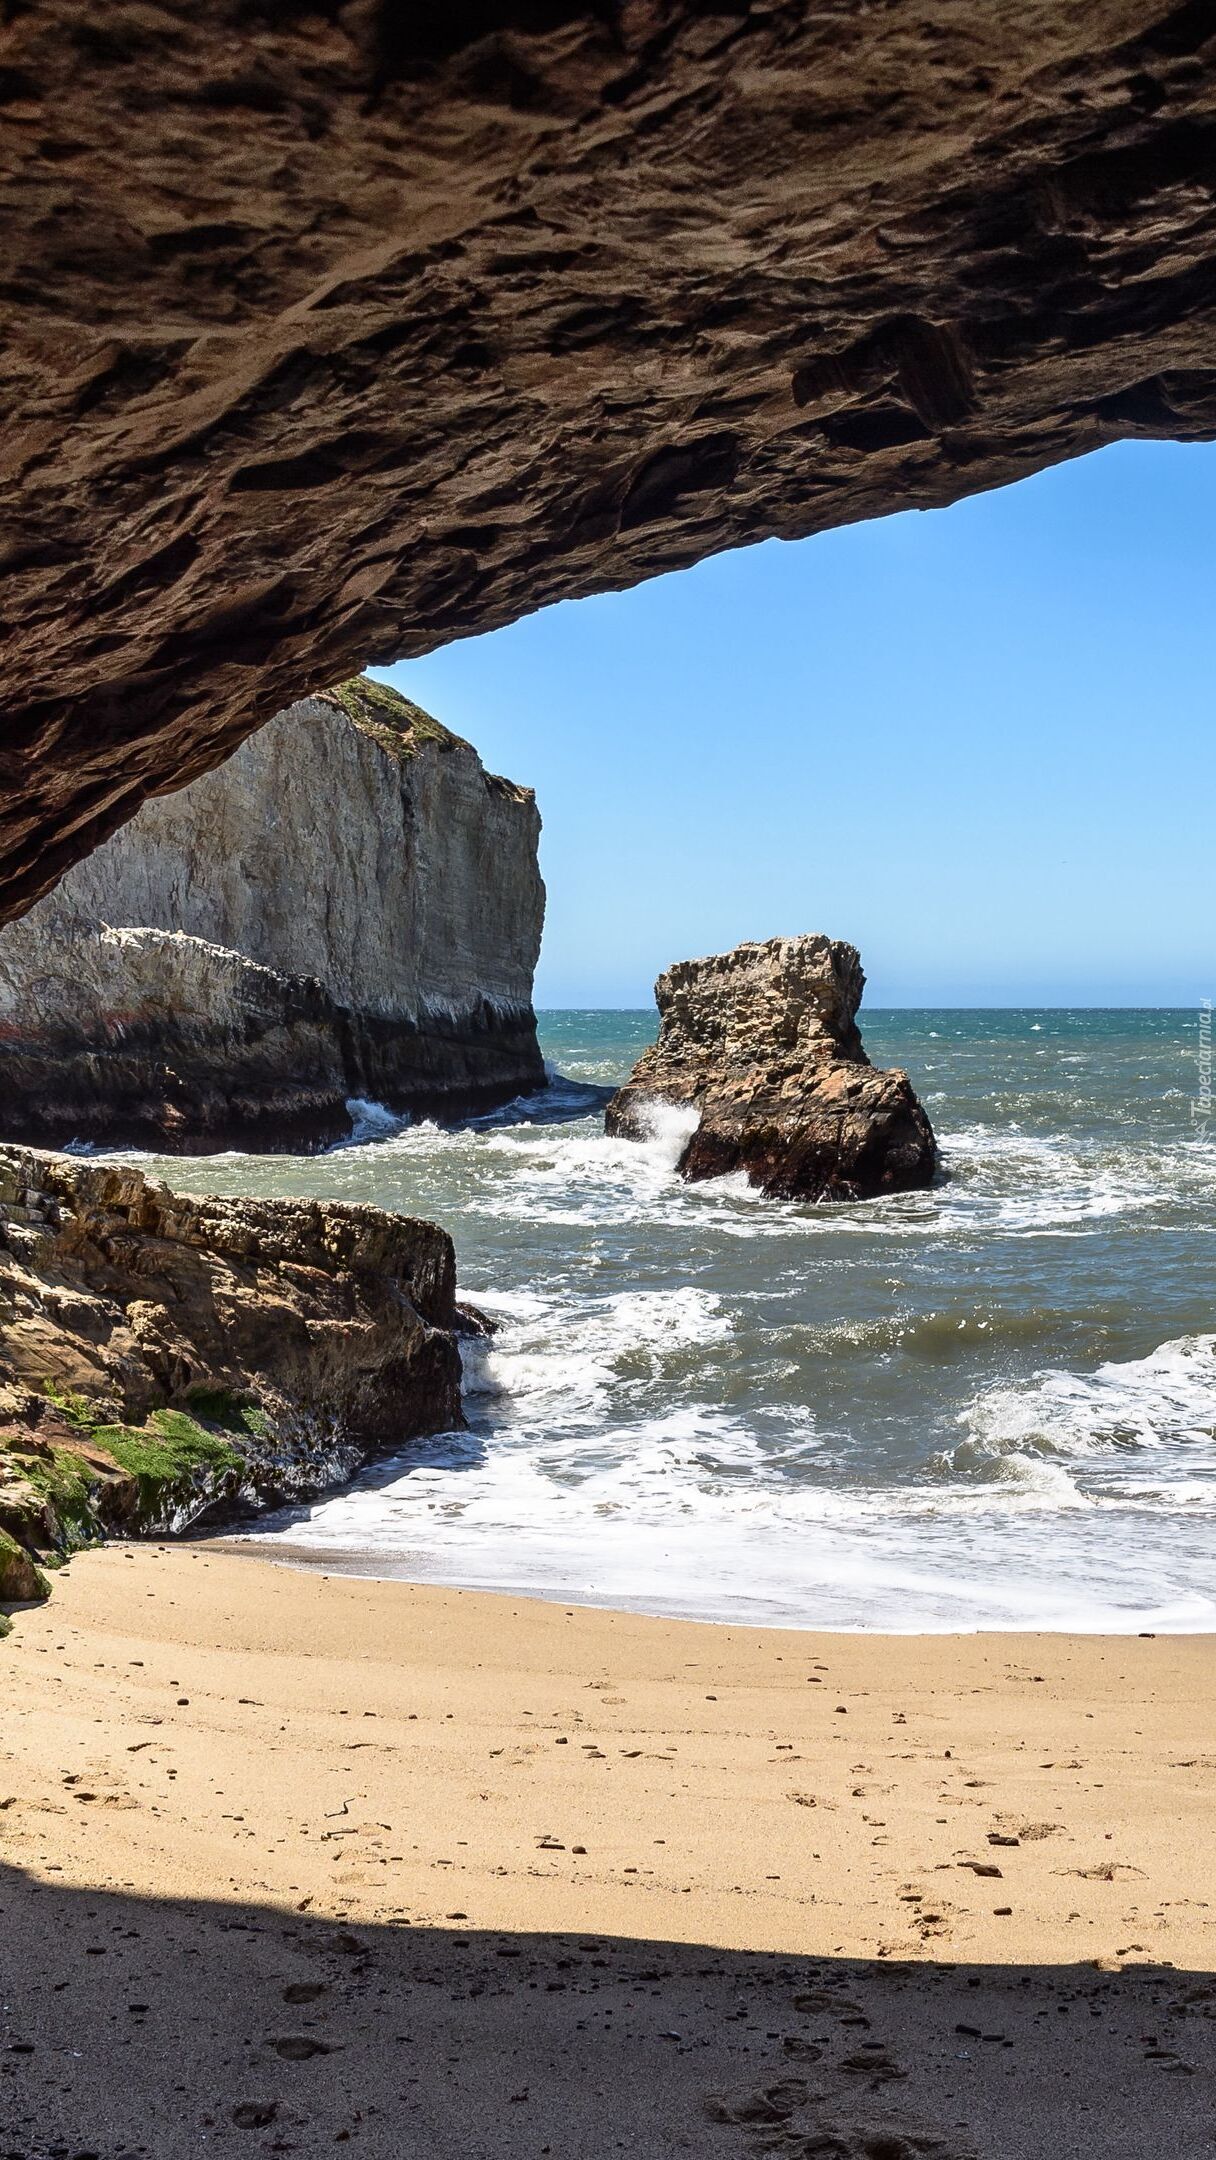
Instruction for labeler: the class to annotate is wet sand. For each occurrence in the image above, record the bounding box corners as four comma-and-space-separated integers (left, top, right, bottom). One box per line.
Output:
2, 1544, 1214, 2157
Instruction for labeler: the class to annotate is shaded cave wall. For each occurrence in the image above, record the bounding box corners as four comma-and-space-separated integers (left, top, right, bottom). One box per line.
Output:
4, 1, 1216, 922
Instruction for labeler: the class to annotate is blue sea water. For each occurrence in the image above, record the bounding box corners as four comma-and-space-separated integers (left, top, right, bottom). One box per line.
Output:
144, 1009, 1216, 1631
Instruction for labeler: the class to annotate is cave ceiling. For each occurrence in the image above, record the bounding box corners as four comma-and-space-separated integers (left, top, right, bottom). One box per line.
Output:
3, 1, 1216, 920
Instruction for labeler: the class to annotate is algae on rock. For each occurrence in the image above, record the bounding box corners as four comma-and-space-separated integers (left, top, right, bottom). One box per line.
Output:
0, 1144, 470, 1592
0, 1525, 49, 1606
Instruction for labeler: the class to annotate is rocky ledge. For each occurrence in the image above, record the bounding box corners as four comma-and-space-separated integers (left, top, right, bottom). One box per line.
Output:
0, 1146, 470, 1619
606, 936, 937, 1203
0, 678, 546, 1152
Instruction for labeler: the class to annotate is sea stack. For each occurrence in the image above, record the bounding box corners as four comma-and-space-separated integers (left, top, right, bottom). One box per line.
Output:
605, 935, 937, 1202
0, 679, 546, 1152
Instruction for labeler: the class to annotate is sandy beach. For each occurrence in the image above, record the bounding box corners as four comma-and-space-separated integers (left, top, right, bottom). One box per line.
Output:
2, 1546, 1215, 2157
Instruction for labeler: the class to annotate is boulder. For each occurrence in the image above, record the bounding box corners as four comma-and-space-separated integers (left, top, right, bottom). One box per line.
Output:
0, 1525, 50, 1605
605, 936, 936, 1203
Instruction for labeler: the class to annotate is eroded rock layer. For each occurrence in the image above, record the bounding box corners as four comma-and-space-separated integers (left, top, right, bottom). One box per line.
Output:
4, 3, 1216, 922
0, 1145, 468, 1584
606, 935, 937, 1201
0, 678, 546, 1151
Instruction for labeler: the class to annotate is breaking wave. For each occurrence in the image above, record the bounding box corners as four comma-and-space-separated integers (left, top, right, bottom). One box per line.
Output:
146, 1008, 1216, 1630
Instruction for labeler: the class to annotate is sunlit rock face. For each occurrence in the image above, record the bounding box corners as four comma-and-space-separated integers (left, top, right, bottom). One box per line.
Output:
606, 935, 937, 1201
0, 681, 546, 1151
5, 2, 1216, 921
0, 1145, 468, 1558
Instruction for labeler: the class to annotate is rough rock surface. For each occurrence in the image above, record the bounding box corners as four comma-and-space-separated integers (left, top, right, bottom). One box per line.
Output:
606, 936, 937, 1201
5, 4, 1216, 923
0, 1144, 468, 1577
0, 678, 546, 1150
0, 1524, 48, 1607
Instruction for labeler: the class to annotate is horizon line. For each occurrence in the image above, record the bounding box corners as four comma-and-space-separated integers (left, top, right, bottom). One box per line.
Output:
534, 1001, 1206, 1013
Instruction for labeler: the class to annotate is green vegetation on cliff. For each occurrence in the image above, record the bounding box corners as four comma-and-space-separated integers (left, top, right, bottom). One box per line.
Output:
319, 675, 533, 802
320, 676, 466, 760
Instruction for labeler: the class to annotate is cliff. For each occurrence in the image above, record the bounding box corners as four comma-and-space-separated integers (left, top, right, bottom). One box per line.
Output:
0, 1144, 472, 1613
0, 679, 546, 1151
606, 936, 937, 1203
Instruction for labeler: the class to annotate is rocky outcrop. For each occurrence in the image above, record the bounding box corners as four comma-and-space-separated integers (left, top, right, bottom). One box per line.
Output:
5, 5, 1216, 925
0, 678, 546, 1151
0, 1526, 48, 1609
606, 936, 937, 1202
0, 1144, 470, 1587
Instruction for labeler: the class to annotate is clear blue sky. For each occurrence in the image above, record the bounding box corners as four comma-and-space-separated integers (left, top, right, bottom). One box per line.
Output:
373, 440, 1215, 1009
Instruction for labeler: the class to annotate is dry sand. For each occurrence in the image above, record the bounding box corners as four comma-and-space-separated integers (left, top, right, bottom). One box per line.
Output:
2, 1544, 1214, 2158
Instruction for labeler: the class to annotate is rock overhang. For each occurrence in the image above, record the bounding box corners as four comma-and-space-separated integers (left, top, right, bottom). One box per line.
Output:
4, 0, 1216, 921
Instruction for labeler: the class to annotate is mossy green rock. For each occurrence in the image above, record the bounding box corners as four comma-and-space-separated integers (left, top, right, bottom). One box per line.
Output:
0, 1526, 50, 1604
37, 1392, 246, 1537
0, 1144, 467, 1596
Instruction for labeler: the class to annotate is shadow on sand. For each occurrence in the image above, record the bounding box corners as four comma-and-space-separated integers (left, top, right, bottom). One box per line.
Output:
0, 1866, 1211, 2159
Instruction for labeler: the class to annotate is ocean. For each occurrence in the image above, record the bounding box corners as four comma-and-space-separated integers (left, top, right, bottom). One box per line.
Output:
138, 1009, 1215, 1633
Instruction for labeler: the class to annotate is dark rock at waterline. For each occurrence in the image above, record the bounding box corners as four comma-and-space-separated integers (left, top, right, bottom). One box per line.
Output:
0, 1144, 466, 1581
605, 936, 937, 1203
0, 680, 546, 1153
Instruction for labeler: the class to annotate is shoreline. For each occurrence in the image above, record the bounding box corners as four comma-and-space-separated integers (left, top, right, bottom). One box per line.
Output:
206, 1530, 1216, 1635
32, 1004, 1211, 1641
3, 1543, 1214, 2155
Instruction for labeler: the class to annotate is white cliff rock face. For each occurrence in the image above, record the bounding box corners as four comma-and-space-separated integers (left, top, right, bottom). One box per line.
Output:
43, 686, 544, 1020
0, 681, 546, 1150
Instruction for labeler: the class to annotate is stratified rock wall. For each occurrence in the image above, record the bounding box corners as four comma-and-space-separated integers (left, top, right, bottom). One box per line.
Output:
0, 1144, 468, 1572
4, 5, 1216, 923
606, 935, 937, 1201
0, 680, 546, 1150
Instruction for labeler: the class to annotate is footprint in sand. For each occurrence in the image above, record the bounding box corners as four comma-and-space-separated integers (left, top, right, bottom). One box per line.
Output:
704, 2077, 811, 2126
704, 2074, 978, 2160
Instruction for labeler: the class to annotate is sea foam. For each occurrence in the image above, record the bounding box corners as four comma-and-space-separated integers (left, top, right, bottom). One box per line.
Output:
140, 1010, 1216, 1632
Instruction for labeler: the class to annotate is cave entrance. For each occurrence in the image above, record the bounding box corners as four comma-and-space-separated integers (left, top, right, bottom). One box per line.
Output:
373, 437, 1216, 1016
